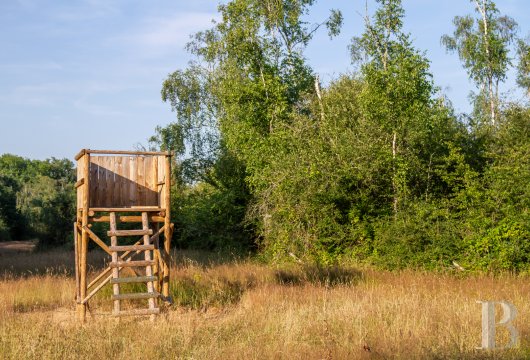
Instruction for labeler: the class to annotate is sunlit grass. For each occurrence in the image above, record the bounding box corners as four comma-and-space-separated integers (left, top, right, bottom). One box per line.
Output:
1, 248, 530, 359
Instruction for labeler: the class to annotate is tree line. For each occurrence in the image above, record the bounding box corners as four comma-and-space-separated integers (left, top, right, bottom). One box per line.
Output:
159, 0, 530, 271
0, 155, 75, 246
2, 0, 529, 272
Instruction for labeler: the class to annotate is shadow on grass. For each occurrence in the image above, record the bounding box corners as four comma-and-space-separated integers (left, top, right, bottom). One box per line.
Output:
169, 277, 247, 310
167, 263, 364, 311
275, 264, 364, 287
0, 248, 108, 278
0, 246, 244, 278
12, 300, 60, 313
172, 249, 252, 268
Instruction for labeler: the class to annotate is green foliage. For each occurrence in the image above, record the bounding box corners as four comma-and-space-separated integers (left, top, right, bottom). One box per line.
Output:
17, 175, 75, 247
441, 0, 518, 124
463, 219, 530, 271
0, 154, 75, 246
516, 37, 530, 95
0, 175, 22, 240
174, 176, 252, 251
153, 0, 530, 272
160, 0, 343, 253
366, 203, 461, 270
441, 1, 516, 87
0, 216, 10, 241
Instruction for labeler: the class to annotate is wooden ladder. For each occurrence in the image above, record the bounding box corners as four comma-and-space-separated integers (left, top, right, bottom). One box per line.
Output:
108, 211, 160, 317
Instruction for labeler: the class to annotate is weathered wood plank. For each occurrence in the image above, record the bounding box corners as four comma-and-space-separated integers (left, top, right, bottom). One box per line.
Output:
107, 229, 153, 237
113, 308, 160, 317
157, 156, 165, 209
120, 156, 130, 207
86, 226, 165, 291
109, 260, 156, 268
97, 157, 107, 208
90, 215, 165, 223
110, 275, 157, 284
81, 274, 112, 305
129, 156, 137, 206
82, 225, 112, 255
112, 292, 159, 300
113, 157, 122, 206
74, 178, 84, 189
74, 149, 87, 161
105, 157, 113, 207
76, 154, 86, 209
84, 150, 171, 157
145, 156, 156, 205
78, 152, 90, 322
143, 212, 157, 315
163, 155, 172, 299
89, 207, 164, 213
109, 244, 155, 252
89, 157, 99, 207
136, 156, 145, 205
74, 222, 80, 302
110, 212, 121, 315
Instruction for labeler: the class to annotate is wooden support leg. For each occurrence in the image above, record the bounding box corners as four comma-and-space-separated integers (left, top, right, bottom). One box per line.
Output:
74, 223, 80, 303
110, 212, 121, 316
162, 155, 172, 301
77, 227, 88, 322
162, 241, 170, 300
152, 223, 160, 293
162, 223, 173, 302
142, 212, 157, 321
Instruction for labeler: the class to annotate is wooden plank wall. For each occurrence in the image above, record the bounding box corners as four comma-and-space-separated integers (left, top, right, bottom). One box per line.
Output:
157, 156, 166, 209
76, 155, 86, 208
83, 156, 166, 208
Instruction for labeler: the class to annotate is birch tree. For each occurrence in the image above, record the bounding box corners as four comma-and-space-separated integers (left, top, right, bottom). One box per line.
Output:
516, 37, 530, 96
351, 0, 444, 217
441, 0, 517, 125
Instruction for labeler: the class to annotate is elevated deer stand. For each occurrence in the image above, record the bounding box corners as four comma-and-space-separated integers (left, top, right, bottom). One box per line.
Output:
74, 149, 173, 322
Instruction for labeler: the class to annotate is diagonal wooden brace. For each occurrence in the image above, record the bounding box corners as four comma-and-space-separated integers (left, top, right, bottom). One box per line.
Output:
81, 225, 166, 305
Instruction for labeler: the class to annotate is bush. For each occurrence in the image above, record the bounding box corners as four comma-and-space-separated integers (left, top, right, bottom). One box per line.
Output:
463, 219, 530, 272
362, 202, 461, 270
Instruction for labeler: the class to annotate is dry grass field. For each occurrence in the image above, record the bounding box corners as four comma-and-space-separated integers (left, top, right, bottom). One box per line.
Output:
1, 243, 530, 359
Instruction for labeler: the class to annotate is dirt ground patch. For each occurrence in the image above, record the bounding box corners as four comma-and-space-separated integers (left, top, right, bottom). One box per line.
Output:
0, 240, 36, 254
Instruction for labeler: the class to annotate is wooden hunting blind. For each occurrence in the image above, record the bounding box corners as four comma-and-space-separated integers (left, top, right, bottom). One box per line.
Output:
74, 149, 174, 321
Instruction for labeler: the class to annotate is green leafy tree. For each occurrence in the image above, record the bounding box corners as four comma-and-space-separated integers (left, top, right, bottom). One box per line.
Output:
351, 0, 458, 216
441, 0, 518, 125
0, 175, 20, 240
161, 0, 342, 252
162, 0, 341, 185
516, 37, 530, 96
17, 175, 75, 247
0, 154, 76, 246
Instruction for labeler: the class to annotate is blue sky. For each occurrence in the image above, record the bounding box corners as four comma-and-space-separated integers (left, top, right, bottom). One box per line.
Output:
0, 0, 528, 160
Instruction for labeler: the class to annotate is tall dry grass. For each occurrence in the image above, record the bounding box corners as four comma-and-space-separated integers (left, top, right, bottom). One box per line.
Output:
1, 248, 530, 359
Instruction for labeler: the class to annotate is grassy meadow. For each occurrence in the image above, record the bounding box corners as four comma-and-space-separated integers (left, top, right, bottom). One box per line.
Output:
1, 244, 530, 359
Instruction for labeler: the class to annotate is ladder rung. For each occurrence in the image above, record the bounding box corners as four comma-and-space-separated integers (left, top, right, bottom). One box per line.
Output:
109, 260, 156, 268
112, 292, 160, 300
110, 276, 157, 284
113, 308, 160, 317
109, 245, 154, 252
107, 229, 153, 237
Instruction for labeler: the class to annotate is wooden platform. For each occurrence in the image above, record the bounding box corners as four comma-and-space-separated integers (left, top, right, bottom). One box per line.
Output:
74, 149, 174, 322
